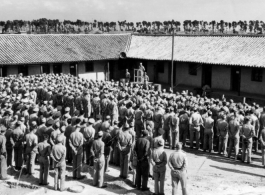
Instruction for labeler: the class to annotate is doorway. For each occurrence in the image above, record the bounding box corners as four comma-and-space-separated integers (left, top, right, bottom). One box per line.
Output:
201, 65, 212, 87
53, 64, 62, 74
231, 67, 241, 93
0, 66, 7, 77
18, 65, 28, 76
70, 63, 77, 76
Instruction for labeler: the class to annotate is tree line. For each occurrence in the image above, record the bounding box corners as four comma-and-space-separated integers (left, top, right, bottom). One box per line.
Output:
1, 19, 265, 34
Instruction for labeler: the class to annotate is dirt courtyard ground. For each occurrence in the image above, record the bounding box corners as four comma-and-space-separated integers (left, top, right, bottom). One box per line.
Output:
1, 147, 265, 195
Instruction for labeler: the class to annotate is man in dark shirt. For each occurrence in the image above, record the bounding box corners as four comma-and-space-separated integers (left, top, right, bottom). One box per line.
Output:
134, 130, 150, 191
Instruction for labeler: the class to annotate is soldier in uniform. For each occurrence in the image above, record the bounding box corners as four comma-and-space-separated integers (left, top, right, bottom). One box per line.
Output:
11, 121, 24, 170
25, 124, 38, 175
83, 118, 95, 166
216, 114, 228, 155
203, 111, 214, 153
179, 110, 189, 148
169, 111, 180, 150
0, 125, 8, 180
228, 114, 240, 160
50, 135, 66, 191
153, 105, 164, 138
91, 131, 106, 188
151, 139, 167, 195
92, 93, 101, 119
168, 142, 188, 195
36, 134, 51, 185
189, 107, 204, 149
241, 117, 254, 163
108, 95, 118, 125
134, 105, 144, 139
69, 126, 85, 180
117, 122, 132, 179
134, 130, 150, 191
125, 69, 130, 83
82, 90, 91, 118
260, 126, 265, 167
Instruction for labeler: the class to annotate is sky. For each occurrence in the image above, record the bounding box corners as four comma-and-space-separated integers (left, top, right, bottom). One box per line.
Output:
1, 0, 265, 22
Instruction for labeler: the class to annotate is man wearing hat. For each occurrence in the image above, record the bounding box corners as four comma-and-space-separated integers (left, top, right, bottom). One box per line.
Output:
216, 114, 228, 155
101, 115, 111, 132
102, 126, 112, 172
101, 94, 110, 121
241, 116, 254, 163
11, 122, 24, 170
227, 113, 240, 160
134, 129, 150, 191
69, 126, 85, 180
91, 131, 106, 188
153, 106, 164, 137
91, 93, 101, 119
36, 133, 51, 185
168, 142, 188, 195
25, 124, 38, 175
108, 95, 118, 126
111, 120, 122, 166
117, 122, 132, 179
169, 111, 180, 150
151, 139, 167, 195
82, 90, 91, 118
83, 118, 95, 166
0, 125, 8, 180
179, 109, 190, 148
50, 134, 66, 191
134, 105, 144, 139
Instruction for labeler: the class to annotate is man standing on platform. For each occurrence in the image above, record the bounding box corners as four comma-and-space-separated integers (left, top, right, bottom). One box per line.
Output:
125, 69, 130, 83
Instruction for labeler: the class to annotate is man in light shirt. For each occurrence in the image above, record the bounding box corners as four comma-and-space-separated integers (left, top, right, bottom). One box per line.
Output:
168, 142, 188, 195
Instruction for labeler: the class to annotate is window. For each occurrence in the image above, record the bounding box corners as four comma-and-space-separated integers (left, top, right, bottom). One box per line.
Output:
156, 61, 164, 73
189, 63, 197, 76
85, 62, 94, 72
251, 68, 262, 82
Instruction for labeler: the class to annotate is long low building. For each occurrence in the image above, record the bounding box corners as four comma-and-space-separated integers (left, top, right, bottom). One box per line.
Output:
0, 33, 265, 103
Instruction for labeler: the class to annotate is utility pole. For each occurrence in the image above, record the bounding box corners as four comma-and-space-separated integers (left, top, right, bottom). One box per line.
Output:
171, 20, 175, 90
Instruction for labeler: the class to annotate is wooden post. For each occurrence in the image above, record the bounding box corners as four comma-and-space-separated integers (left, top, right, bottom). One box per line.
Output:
171, 22, 174, 90
243, 97, 246, 104
75, 63, 78, 77
40, 65, 43, 74
107, 62, 110, 81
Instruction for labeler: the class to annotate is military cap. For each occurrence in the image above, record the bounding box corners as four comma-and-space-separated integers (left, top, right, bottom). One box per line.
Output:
33, 107, 39, 112
158, 139, 164, 147
65, 107, 70, 112
106, 115, 111, 120
98, 131, 103, 137
56, 135, 64, 143
158, 128, 165, 135
88, 118, 95, 124
60, 126, 66, 132
0, 125, 7, 132
47, 119, 54, 126
31, 121, 37, 127
142, 130, 149, 136
54, 112, 61, 118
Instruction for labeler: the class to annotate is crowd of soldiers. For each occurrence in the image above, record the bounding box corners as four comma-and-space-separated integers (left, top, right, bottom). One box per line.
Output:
0, 73, 265, 195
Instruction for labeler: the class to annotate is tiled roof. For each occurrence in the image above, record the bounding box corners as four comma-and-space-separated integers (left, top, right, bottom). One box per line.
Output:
0, 34, 131, 65
127, 35, 265, 67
